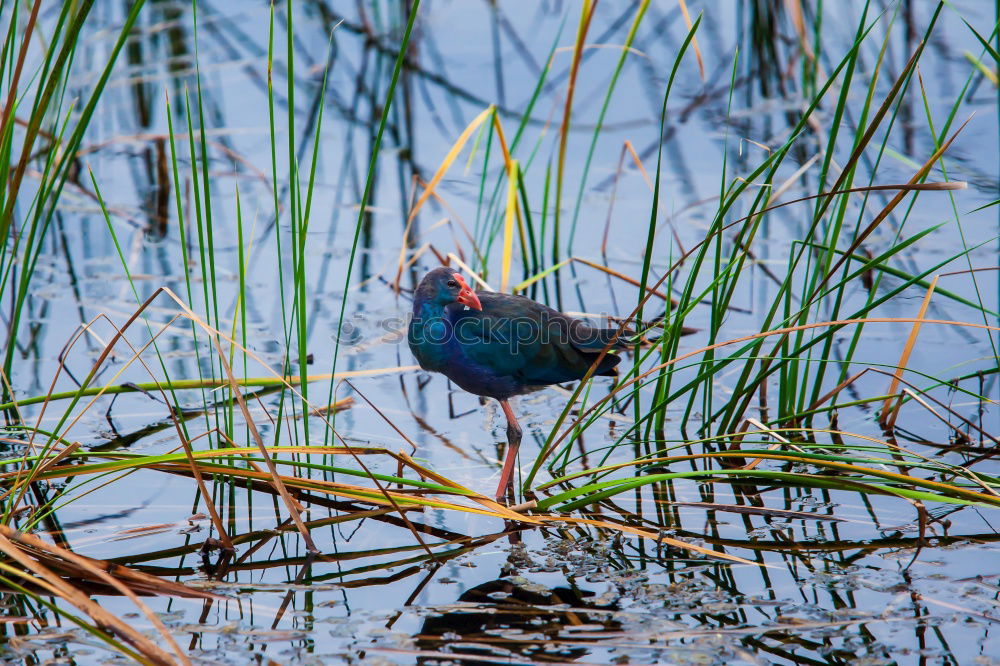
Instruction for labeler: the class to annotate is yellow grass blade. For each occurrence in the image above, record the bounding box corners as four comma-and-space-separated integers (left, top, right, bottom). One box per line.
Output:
395, 105, 493, 286
511, 258, 572, 293
488, 112, 520, 294
964, 51, 998, 86
463, 112, 489, 174
406, 105, 493, 225
500, 159, 519, 292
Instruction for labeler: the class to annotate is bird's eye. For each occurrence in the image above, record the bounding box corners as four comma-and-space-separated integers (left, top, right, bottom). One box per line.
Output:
446, 280, 457, 288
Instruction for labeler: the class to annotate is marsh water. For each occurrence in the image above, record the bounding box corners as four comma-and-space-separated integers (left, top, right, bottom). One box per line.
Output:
3, 1, 1000, 664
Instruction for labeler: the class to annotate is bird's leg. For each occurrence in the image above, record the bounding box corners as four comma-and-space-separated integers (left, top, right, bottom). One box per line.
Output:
495, 399, 522, 502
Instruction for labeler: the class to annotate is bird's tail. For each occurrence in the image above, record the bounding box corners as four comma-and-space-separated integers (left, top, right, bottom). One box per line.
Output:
594, 326, 636, 351
569, 325, 636, 353
579, 349, 622, 377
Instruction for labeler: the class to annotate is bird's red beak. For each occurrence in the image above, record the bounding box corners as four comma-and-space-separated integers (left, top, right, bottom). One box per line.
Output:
453, 273, 482, 311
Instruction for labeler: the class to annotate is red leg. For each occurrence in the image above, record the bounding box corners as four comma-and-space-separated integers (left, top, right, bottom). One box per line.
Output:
495, 399, 522, 501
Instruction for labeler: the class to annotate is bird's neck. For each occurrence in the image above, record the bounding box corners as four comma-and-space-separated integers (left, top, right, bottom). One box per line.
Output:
412, 295, 447, 319
408, 297, 454, 371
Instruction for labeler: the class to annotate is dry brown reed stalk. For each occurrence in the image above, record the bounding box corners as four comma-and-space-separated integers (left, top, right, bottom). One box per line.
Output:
0, 0, 42, 241
882, 277, 938, 430
210, 335, 318, 552
677, 0, 705, 80
733, 417, 805, 471
569, 257, 674, 302
0, 528, 186, 665
0, 526, 216, 666
836, 367, 999, 446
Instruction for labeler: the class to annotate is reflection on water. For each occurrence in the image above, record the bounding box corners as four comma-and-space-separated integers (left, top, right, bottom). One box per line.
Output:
1, 0, 998, 663
416, 569, 622, 664
33, 503, 992, 664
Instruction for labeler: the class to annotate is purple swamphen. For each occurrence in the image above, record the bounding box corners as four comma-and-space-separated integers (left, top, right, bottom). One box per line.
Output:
408, 267, 628, 501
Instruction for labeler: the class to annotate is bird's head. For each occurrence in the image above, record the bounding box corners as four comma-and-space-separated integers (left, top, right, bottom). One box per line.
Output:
418, 267, 483, 311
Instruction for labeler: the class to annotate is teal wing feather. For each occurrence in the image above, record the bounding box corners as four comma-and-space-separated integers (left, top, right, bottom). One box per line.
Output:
447, 293, 622, 385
